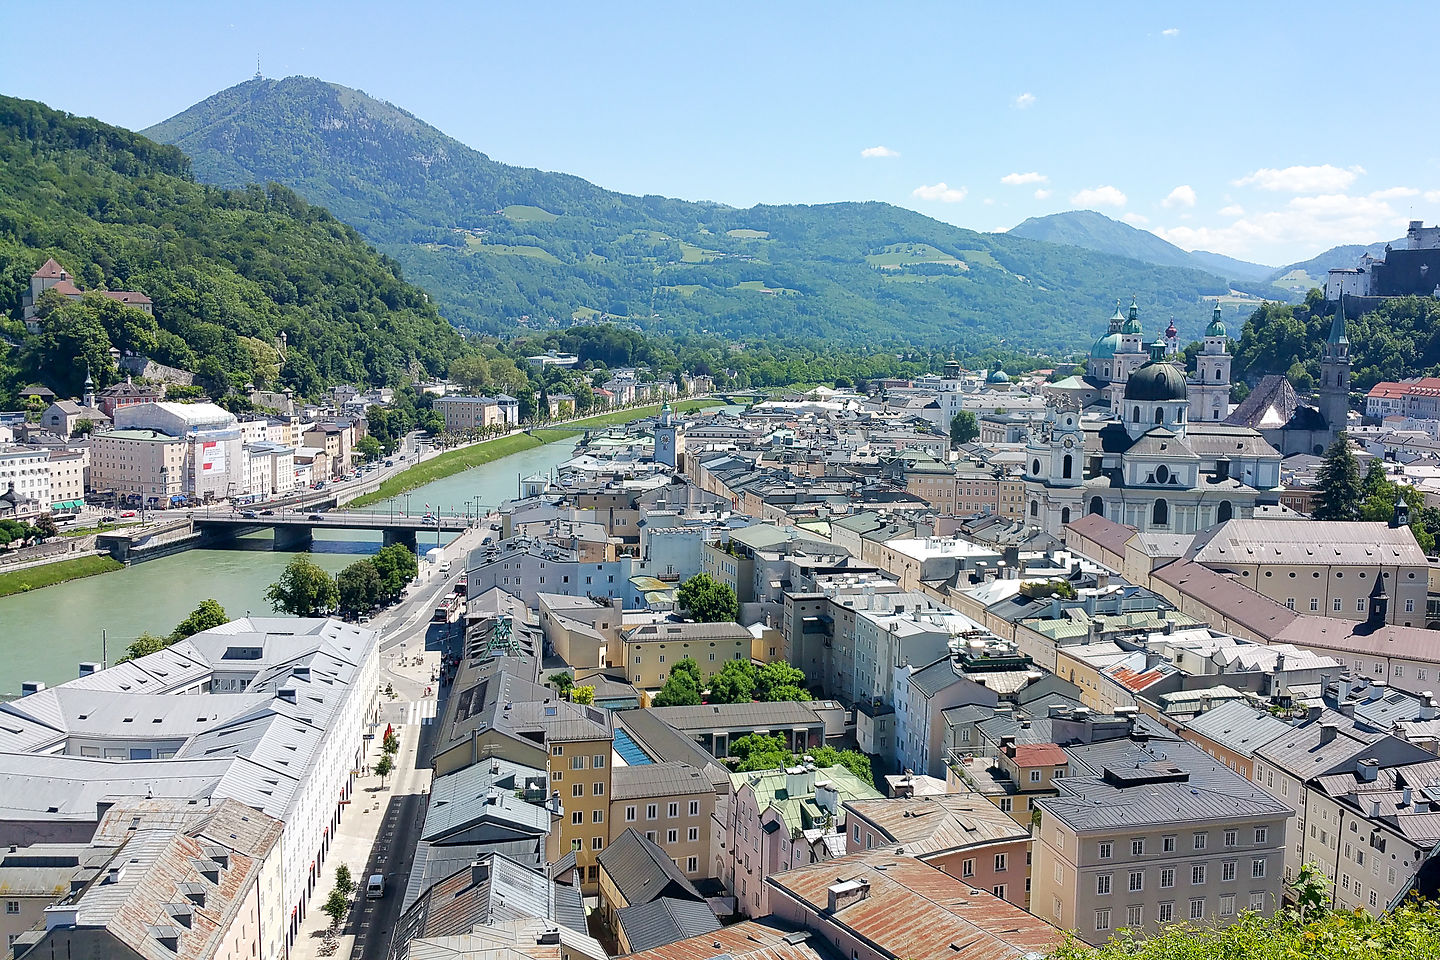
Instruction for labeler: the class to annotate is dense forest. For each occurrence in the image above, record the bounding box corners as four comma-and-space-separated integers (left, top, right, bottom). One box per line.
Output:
0, 94, 469, 403
145, 76, 1232, 349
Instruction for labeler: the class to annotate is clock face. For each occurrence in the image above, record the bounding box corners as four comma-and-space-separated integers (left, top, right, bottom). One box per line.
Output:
659, 435, 671, 447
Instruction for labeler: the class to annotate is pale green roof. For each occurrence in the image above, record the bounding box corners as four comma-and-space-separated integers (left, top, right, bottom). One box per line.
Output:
730, 764, 882, 836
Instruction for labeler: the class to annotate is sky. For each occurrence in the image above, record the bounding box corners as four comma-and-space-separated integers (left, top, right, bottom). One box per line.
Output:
3, 0, 1438, 267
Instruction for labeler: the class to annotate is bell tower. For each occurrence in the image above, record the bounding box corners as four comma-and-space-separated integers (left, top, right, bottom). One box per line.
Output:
1320, 297, 1351, 442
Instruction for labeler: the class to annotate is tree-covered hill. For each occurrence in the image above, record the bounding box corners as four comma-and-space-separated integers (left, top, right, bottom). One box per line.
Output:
144, 76, 1233, 349
0, 94, 468, 402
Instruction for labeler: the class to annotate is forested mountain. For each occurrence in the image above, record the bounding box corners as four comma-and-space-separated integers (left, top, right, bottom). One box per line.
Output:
1268, 240, 1395, 285
145, 77, 1232, 349
0, 94, 468, 402
1186, 249, 1274, 282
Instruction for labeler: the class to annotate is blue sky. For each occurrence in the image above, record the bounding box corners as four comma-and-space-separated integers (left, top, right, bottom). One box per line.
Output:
3, 0, 1436, 266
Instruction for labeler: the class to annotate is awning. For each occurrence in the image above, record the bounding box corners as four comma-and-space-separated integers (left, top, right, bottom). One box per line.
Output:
50, 499, 83, 511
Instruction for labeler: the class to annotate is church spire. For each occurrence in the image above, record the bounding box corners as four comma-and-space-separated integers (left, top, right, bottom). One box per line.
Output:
1328, 297, 1349, 348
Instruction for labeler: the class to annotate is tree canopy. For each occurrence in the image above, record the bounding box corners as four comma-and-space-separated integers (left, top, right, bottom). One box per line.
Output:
652, 656, 703, 707
1313, 435, 1363, 522
950, 410, 979, 445
265, 555, 338, 616
677, 572, 739, 623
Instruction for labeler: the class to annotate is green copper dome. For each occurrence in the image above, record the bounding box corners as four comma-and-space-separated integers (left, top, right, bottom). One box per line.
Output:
1206, 304, 1227, 338
988, 369, 1011, 384
1091, 332, 1122, 359
1121, 298, 1142, 335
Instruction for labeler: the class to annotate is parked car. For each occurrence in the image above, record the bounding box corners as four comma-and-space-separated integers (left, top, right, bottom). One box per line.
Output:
120, 511, 137, 518
308, 514, 324, 521
260, 509, 274, 516
366, 875, 384, 899
241, 510, 258, 519
101, 515, 117, 523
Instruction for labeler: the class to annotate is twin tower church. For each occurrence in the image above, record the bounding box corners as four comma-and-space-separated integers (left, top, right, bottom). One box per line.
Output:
1026, 298, 1351, 535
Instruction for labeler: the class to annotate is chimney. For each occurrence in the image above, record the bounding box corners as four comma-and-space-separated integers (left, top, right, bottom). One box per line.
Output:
1306, 704, 1323, 723
815, 780, 840, 813
1338, 701, 1356, 718
1403, 787, 1414, 807
1367, 681, 1388, 703
1357, 757, 1380, 782
1421, 694, 1439, 721
1275, 653, 1287, 673
826, 878, 871, 913
1370, 798, 1382, 818
44, 905, 79, 931
536, 927, 561, 945
1319, 723, 1339, 745
19, 681, 44, 697
785, 765, 816, 798
1319, 672, 1332, 697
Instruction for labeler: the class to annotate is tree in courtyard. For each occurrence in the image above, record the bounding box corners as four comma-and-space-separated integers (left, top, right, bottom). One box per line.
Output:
652, 656, 703, 707
169, 599, 228, 642
371, 543, 419, 601
548, 671, 574, 697
321, 888, 348, 929
73, 417, 95, 437
708, 659, 758, 704
676, 572, 739, 623
571, 685, 595, 706
265, 555, 339, 616
374, 753, 394, 788
1313, 434, 1363, 521
336, 560, 383, 618
117, 632, 170, 664
810, 745, 875, 786
950, 410, 979, 445
730, 733, 792, 771
756, 661, 808, 702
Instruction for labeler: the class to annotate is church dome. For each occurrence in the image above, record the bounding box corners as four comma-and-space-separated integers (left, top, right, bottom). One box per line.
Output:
1205, 304, 1227, 338
988, 369, 1011, 384
1124, 359, 1189, 401
1165, 319, 1178, 339
1091, 332, 1122, 359
1121, 299, 1143, 335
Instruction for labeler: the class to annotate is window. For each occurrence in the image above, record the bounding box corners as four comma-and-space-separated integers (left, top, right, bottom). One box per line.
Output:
668, 802, 679, 818
1126, 904, 1143, 927
1220, 894, 1236, 917
571, 839, 583, 852
1222, 861, 1236, 882
1097, 874, 1113, 895
594, 781, 605, 795
1131, 838, 1145, 856
1191, 865, 1206, 885
1252, 859, 1267, 879
995, 853, 1008, 872
1358, 599, 1367, 612
552, 745, 564, 756
1162, 836, 1176, 853
571, 756, 585, 770
962, 858, 976, 878
999, 798, 1013, 812
1153, 498, 1169, 526
592, 836, 604, 850
1157, 902, 1174, 923
571, 811, 583, 825
572, 784, 583, 798
1190, 898, 1206, 920
1369, 890, 1378, 907
1225, 830, 1238, 847
688, 827, 699, 842
593, 755, 605, 768
593, 809, 604, 823
646, 803, 658, 819
1160, 868, 1175, 888
1250, 893, 1266, 912
1194, 832, 1208, 850
1311, 598, 1320, 611
3, 902, 16, 915
689, 800, 700, 816
1129, 871, 1144, 892
667, 829, 678, 844
1099, 841, 1113, 859
1334, 598, 1343, 612
1030, 770, 1043, 783
688, 857, 698, 873
626, 805, 637, 822
1095, 909, 1111, 932
1254, 827, 1268, 844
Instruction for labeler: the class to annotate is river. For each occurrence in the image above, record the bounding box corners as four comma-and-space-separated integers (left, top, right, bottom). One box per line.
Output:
0, 435, 581, 693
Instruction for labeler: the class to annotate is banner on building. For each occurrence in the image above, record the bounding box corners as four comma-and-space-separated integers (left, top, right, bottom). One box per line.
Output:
200, 441, 225, 474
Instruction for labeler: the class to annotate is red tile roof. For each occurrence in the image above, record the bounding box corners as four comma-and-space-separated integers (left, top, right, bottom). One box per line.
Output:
49, 279, 83, 297
1011, 743, 1069, 767
625, 919, 833, 960
1065, 512, 1136, 560
32, 258, 67, 279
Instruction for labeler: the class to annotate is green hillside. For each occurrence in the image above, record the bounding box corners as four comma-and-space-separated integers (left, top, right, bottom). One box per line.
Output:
1009, 210, 1203, 271
0, 94, 468, 402
145, 77, 1232, 349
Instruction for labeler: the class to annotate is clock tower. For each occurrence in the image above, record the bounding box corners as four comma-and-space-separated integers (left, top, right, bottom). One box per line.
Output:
654, 402, 679, 468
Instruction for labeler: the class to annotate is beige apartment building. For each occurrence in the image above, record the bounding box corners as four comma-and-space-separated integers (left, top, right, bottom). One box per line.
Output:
610, 762, 717, 880
905, 465, 1026, 520
46, 448, 86, 511
550, 727, 616, 892
436, 395, 504, 431
89, 428, 185, 499
621, 620, 751, 690
1032, 742, 1290, 946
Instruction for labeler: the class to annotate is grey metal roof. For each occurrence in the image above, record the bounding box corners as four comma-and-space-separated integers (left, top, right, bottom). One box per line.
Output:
613, 762, 714, 801
1252, 711, 1385, 778
617, 896, 721, 953
906, 658, 965, 699
596, 828, 704, 907
1182, 700, 1294, 757
423, 757, 551, 843
649, 701, 823, 733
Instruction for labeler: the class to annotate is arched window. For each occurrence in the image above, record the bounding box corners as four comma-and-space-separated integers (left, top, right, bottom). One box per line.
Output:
1062, 454, 1073, 479
1032, 459, 1041, 476
1156, 465, 1170, 484
1153, 498, 1169, 526
1089, 496, 1104, 517
1061, 507, 1071, 525
1177, 409, 1184, 423
1132, 406, 1141, 422
1218, 501, 1233, 522
1030, 500, 1039, 518
1215, 368, 1222, 381
1155, 407, 1164, 424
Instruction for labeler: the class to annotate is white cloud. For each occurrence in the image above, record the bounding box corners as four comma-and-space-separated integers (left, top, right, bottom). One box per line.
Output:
1162, 27, 1180, 37
1218, 204, 1245, 217
1034, 188, 1052, 200
1233, 163, 1365, 193
1001, 171, 1048, 185
1369, 186, 1419, 200
1154, 191, 1409, 261
1427, 190, 1440, 203
1122, 212, 1150, 226
1162, 185, 1197, 208
1071, 185, 1128, 208
912, 182, 968, 203
860, 145, 899, 159
1014, 92, 1036, 109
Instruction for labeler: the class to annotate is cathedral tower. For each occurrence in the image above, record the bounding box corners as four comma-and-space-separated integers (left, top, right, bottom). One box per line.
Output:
1320, 297, 1351, 441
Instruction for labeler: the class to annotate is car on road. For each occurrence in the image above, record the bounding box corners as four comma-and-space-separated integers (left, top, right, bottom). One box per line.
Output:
308, 513, 324, 521
422, 513, 437, 523
384, 459, 394, 467
241, 510, 258, 519
101, 516, 117, 523
120, 510, 137, 518
366, 875, 385, 899
260, 509, 274, 516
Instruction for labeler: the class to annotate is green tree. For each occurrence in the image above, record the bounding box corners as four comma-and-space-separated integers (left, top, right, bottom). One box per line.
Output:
169, 599, 228, 641
709, 659, 758, 703
652, 656, 703, 707
548, 671, 574, 697
32, 514, 57, 540
810, 745, 875, 787
949, 410, 979, 445
356, 435, 383, 462
116, 632, 170, 664
571, 684, 595, 706
321, 888, 348, 930
374, 753, 394, 787
73, 417, 95, 437
334, 864, 355, 897
1290, 862, 1329, 921
265, 555, 339, 616
676, 572, 739, 623
336, 560, 382, 618
756, 661, 809, 702
383, 730, 399, 755
1313, 435, 1363, 522
371, 543, 419, 601
730, 732, 792, 771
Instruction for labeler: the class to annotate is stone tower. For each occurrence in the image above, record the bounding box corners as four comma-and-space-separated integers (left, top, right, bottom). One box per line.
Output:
1191, 304, 1233, 422
1320, 297, 1351, 442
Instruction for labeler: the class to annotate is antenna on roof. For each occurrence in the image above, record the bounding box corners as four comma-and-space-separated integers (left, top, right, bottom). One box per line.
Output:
254, 55, 263, 81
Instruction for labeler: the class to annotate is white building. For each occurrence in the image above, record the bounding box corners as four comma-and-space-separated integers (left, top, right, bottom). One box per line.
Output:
0, 445, 52, 510
113, 402, 245, 500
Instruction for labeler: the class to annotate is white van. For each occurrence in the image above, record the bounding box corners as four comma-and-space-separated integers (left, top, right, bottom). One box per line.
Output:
366, 874, 385, 899
439, 560, 452, 575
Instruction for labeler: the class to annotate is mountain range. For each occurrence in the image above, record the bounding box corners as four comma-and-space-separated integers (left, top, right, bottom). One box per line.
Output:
144, 77, 1237, 350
